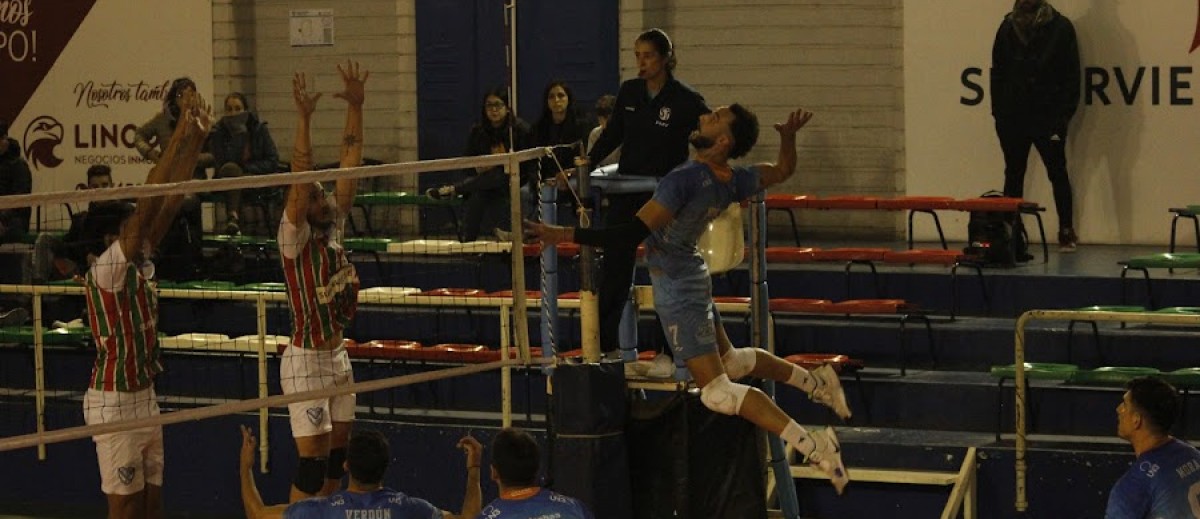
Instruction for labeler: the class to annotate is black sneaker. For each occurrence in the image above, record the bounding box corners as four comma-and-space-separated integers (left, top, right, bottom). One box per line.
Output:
1058, 228, 1078, 253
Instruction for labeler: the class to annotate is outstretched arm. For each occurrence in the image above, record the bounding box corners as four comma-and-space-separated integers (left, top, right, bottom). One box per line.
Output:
756, 108, 812, 191
240, 426, 289, 519
447, 435, 483, 519
333, 60, 368, 213
121, 93, 212, 261
284, 72, 323, 225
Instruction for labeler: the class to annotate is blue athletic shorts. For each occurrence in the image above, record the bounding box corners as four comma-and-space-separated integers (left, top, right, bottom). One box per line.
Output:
651, 271, 719, 361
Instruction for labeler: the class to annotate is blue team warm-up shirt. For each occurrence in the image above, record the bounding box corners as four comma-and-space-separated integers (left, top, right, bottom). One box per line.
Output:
1106, 439, 1200, 519
284, 488, 443, 519
476, 488, 593, 519
645, 160, 761, 279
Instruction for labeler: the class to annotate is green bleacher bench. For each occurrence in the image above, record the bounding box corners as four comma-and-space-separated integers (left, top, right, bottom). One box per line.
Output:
989, 362, 1079, 381
237, 282, 287, 292
343, 237, 394, 252
1068, 366, 1161, 386
157, 280, 239, 291
203, 234, 276, 248
1162, 368, 1200, 388
352, 192, 461, 238
1169, 206, 1200, 253
1122, 253, 1200, 269
991, 363, 1080, 440
1119, 253, 1200, 309
0, 326, 90, 346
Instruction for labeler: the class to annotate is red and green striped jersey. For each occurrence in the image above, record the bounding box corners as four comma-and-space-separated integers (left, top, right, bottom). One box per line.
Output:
85, 242, 162, 392
279, 215, 359, 349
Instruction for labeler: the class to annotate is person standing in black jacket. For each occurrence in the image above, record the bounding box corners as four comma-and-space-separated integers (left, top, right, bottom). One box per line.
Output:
991, 0, 1081, 252
586, 28, 710, 358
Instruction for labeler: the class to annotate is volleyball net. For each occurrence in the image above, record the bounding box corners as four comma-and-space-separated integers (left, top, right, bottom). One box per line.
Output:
0, 145, 590, 468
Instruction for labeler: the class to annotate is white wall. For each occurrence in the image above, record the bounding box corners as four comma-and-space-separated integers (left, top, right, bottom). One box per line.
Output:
906, 0, 1200, 245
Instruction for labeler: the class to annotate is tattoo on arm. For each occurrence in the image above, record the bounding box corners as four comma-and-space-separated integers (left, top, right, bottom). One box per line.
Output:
342, 134, 360, 147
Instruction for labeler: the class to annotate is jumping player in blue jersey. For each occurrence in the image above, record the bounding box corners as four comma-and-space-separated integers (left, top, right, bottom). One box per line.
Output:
239, 426, 483, 519
1106, 377, 1200, 519
524, 104, 851, 494
477, 428, 592, 518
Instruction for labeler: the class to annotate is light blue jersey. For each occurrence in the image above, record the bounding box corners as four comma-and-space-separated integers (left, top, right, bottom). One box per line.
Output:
645, 160, 759, 360
284, 488, 443, 519
645, 160, 760, 279
476, 488, 593, 519
1106, 439, 1200, 519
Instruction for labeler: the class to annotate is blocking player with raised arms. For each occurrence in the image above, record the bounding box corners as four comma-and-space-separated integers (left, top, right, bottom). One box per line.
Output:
279, 61, 367, 501
524, 105, 852, 494
82, 93, 211, 519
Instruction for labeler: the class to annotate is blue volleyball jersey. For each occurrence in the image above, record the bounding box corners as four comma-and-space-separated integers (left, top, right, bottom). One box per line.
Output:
646, 160, 759, 279
476, 488, 593, 519
1106, 439, 1200, 519
284, 488, 443, 519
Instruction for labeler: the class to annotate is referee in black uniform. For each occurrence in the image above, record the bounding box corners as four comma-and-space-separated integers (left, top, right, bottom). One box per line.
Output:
586, 28, 710, 358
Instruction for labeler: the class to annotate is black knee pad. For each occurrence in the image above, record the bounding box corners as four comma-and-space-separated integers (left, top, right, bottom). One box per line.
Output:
326, 447, 347, 481
294, 457, 328, 494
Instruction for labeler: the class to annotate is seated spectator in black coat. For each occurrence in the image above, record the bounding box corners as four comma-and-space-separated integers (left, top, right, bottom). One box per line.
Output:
211, 93, 281, 235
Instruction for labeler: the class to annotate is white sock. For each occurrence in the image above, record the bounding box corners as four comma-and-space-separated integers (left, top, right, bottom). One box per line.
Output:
787, 365, 817, 394
781, 420, 814, 457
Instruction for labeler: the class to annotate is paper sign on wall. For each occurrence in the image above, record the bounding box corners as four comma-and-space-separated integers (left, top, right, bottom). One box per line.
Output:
290, 9, 334, 47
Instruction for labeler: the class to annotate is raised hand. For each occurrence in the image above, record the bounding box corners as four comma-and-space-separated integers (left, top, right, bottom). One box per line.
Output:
332, 60, 369, 107
239, 425, 257, 472
189, 94, 214, 134
774, 108, 814, 138
457, 435, 483, 469
292, 72, 322, 117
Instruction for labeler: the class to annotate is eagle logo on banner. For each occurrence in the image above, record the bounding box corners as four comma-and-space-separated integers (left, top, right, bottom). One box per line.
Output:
23, 116, 63, 171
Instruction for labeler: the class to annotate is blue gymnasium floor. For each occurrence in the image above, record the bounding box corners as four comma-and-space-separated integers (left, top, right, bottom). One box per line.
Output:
0, 240, 1198, 517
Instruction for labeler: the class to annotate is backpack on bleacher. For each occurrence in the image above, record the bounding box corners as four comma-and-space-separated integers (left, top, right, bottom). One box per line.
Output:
963, 190, 1030, 266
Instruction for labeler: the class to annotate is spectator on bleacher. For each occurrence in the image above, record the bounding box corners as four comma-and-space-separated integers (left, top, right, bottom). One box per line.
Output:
278, 62, 366, 502
524, 106, 852, 494
532, 80, 588, 226
1106, 377, 1200, 518
135, 77, 210, 279
211, 92, 281, 235
0, 118, 32, 243
31, 165, 117, 283
584, 29, 710, 360
586, 94, 619, 168
239, 426, 483, 519
478, 428, 593, 519
80, 92, 210, 519
426, 87, 532, 242
991, 0, 1080, 252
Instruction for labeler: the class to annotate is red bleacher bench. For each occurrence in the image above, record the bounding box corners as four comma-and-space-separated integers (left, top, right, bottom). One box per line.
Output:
784, 353, 865, 374
810, 248, 890, 262
805, 196, 880, 210
769, 298, 833, 313
765, 247, 818, 263
875, 196, 955, 211
882, 249, 966, 266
